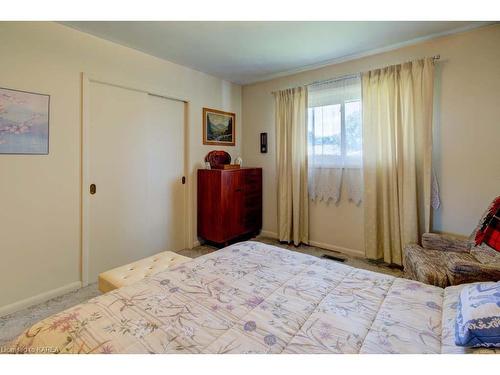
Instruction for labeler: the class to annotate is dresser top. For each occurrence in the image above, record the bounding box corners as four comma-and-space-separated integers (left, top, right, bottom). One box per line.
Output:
198, 167, 261, 173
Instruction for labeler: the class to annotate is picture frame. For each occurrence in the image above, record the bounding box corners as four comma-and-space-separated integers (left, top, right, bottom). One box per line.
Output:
0, 86, 50, 155
202, 107, 235, 146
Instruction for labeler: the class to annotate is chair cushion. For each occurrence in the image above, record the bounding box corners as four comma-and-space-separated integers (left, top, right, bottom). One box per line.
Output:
403, 245, 449, 287
98, 251, 191, 293
455, 282, 500, 348
441, 250, 477, 266
471, 244, 500, 265
404, 245, 476, 287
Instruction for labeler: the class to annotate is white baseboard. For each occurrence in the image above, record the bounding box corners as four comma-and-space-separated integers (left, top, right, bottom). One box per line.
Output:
308, 240, 365, 258
258, 230, 365, 258
259, 230, 278, 239
0, 281, 82, 318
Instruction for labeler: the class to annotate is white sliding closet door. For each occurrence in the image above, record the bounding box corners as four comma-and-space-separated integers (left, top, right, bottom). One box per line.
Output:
87, 82, 185, 283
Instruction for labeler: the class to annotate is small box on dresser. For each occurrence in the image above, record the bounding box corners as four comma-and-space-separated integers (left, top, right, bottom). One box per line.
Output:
197, 168, 262, 245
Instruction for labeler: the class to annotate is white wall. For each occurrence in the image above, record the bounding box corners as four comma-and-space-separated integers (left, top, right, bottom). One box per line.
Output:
0, 22, 242, 312
242, 24, 500, 254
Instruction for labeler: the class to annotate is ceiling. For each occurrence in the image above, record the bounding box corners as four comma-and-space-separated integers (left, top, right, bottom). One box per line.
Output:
61, 21, 487, 85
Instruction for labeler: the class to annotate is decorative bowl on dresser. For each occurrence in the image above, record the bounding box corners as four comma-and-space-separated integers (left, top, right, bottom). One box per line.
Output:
197, 168, 262, 246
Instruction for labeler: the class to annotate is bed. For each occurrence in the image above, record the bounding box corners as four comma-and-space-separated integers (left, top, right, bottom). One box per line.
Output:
9, 241, 499, 354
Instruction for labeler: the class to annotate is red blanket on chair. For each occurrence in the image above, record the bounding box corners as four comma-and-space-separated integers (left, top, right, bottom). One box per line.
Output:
475, 196, 500, 252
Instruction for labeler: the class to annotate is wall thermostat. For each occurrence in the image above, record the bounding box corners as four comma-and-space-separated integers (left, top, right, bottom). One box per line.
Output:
260, 132, 268, 153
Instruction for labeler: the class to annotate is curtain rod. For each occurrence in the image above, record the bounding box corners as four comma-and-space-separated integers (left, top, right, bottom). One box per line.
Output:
271, 55, 441, 95
307, 73, 360, 88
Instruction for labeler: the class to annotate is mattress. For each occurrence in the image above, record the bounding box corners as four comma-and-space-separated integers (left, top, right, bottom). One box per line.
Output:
8, 241, 499, 354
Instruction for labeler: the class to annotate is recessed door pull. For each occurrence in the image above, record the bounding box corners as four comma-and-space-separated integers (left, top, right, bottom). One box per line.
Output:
90, 184, 96, 195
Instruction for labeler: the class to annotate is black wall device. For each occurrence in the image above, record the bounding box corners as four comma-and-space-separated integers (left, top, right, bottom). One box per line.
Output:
260, 132, 268, 153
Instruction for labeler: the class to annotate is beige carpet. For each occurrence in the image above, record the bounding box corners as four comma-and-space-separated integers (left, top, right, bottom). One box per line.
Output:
0, 237, 402, 346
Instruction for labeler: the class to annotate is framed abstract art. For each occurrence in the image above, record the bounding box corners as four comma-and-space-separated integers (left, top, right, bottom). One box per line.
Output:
0, 86, 50, 154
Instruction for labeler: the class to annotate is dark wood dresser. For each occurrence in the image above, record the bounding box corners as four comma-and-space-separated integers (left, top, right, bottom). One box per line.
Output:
197, 168, 262, 245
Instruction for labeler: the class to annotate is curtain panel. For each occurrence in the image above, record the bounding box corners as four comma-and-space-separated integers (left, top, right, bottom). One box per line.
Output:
362, 58, 434, 265
274, 86, 309, 245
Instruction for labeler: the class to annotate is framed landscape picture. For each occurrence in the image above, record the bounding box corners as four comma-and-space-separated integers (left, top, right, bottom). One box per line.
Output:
203, 107, 235, 146
0, 87, 50, 155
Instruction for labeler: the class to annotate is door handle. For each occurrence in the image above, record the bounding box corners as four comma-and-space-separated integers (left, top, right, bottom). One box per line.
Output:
90, 184, 96, 195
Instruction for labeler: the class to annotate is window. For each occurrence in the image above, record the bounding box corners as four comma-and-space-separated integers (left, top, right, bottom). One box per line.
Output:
307, 75, 363, 203
308, 75, 362, 168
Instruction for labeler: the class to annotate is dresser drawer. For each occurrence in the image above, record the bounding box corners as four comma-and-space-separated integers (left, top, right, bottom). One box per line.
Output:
244, 169, 261, 184
244, 176, 262, 196
243, 208, 261, 227
244, 198, 262, 211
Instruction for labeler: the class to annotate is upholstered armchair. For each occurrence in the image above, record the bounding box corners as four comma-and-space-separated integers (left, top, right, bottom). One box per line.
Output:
403, 197, 500, 288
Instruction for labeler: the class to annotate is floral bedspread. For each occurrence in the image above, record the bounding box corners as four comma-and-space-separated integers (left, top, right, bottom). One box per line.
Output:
9, 241, 498, 354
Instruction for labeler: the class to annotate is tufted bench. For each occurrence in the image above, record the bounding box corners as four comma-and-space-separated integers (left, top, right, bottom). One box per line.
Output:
98, 251, 191, 293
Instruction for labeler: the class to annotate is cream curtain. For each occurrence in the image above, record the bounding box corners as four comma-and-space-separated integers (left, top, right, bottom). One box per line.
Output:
362, 58, 434, 265
274, 87, 309, 245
